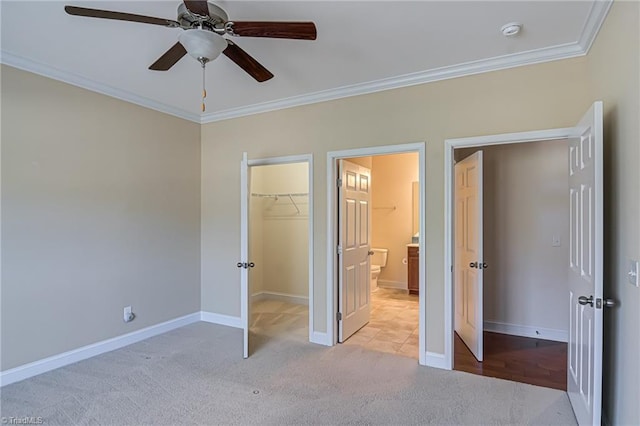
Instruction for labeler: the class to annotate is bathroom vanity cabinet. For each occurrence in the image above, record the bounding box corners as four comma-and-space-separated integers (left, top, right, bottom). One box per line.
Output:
407, 245, 419, 295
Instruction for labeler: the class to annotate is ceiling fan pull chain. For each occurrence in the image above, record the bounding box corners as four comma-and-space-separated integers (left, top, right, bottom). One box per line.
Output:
201, 58, 207, 112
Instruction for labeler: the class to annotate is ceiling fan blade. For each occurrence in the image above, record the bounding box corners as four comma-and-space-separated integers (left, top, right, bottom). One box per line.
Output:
223, 41, 274, 83
149, 43, 188, 71
183, 1, 211, 17
64, 5, 180, 27
229, 21, 317, 40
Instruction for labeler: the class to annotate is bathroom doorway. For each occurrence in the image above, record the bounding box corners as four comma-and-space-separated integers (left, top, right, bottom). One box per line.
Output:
242, 154, 313, 356
327, 143, 426, 364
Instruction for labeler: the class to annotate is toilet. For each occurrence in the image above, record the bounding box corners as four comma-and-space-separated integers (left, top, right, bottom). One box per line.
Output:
370, 248, 388, 291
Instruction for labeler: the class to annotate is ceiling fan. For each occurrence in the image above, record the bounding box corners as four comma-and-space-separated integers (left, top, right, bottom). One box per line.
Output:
64, 1, 317, 89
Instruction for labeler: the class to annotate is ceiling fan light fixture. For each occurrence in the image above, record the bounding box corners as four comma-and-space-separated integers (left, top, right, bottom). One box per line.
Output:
179, 29, 227, 61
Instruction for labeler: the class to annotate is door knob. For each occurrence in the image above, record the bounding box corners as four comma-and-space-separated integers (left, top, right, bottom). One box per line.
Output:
603, 298, 617, 308
248, 262, 255, 268
368, 250, 374, 256
578, 295, 594, 307
237, 262, 244, 268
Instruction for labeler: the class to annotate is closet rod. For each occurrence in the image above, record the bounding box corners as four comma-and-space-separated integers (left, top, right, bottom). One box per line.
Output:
251, 192, 306, 215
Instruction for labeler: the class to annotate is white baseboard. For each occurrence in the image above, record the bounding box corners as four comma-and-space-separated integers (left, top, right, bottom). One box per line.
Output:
377, 280, 407, 290
200, 311, 243, 328
484, 320, 568, 343
424, 351, 449, 369
251, 291, 309, 306
0, 312, 201, 387
309, 331, 331, 346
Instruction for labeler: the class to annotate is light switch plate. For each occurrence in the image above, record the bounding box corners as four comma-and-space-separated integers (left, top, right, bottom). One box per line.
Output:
552, 235, 561, 247
629, 260, 639, 287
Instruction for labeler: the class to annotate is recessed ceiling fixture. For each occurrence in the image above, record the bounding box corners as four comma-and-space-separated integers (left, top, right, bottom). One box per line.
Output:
501, 22, 522, 37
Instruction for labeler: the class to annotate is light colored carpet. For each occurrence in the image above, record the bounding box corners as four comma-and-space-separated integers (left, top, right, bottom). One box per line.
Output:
0, 322, 577, 425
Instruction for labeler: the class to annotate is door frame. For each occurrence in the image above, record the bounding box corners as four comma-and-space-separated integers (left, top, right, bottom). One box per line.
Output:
327, 142, 427, 365
245, 153, 315, 343
443, 127, 574, 369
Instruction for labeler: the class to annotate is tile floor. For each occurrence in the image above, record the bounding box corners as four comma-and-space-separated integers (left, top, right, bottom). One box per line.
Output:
343, 288, 419, 359
251, 288, 419, 360
251, 298, 309, 343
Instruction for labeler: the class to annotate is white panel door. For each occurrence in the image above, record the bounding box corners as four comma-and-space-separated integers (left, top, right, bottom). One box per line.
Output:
454, 151, 484, 362
239, 152, 252, 359
567, 102, 603, 426
338, 160, 371, 342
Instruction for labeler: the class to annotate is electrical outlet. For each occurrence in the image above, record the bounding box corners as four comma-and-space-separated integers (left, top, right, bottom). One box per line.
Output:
123, 306, 135, 323
552, 235, 561, 247
629, 260, 639, 287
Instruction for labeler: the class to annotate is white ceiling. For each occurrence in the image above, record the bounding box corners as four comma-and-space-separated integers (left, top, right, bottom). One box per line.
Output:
1, 1, 611, 123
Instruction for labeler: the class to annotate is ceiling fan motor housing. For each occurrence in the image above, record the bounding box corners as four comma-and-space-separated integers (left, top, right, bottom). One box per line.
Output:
177, 2, 228, 30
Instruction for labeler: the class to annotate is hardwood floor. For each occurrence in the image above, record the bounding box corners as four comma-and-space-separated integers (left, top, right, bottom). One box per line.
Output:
454, 331, 567, 391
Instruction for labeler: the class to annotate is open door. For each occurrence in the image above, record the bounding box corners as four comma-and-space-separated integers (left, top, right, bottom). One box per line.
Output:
337, 160, 371, 342
567, 101, 604, 425
239, 152, 252, 358
454, 151, 484, 362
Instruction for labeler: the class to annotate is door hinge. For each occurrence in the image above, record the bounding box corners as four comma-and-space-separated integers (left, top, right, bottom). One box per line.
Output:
337, 245, 343, 255
337, 178, 343, 187
451, 265, 453, 273
336, 312, 342, 321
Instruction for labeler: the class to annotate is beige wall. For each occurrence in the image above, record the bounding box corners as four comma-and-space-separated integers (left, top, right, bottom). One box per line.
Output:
249, 163, 309, 299
201, 54, 593, 355
457, 141, 569, 335
1, 66, 202, 370
370, 153, 419, 288
586, 2, 640, 424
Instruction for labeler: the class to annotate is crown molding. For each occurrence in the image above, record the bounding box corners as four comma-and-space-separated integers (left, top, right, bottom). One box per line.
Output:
1, 0, 611, 125
200, 41, 585, 124
577, 0, 613, 53
200, 0, 612, 124
0, 51, 201, 124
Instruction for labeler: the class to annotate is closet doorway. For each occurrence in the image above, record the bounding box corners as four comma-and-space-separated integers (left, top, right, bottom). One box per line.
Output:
240, 154, 313, 357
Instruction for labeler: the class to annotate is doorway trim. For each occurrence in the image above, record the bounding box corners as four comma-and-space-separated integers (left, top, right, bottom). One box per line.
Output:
326, 142, 427, 365
443, 127, 574, 369
246, 154, 315, 343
